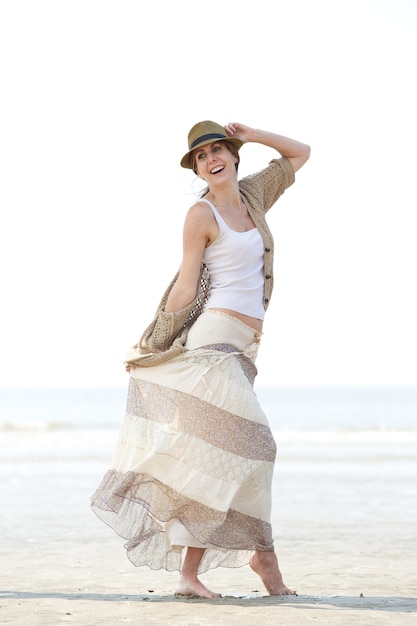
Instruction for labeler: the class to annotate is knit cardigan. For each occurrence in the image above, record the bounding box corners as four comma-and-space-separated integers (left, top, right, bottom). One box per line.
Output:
125, 157, 295, 367
238, 157, 295, 309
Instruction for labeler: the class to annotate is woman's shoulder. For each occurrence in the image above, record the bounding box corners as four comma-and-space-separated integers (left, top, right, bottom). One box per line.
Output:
184, 199, 218, 231
191, 197, 216, 210
239, 157, 295, 213
183, 199, 219, 245
187, 198, 215, 216
239, 157, 294, 190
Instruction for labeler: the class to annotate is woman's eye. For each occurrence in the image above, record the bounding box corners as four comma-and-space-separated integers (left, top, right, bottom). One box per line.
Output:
197, 153, 206, 160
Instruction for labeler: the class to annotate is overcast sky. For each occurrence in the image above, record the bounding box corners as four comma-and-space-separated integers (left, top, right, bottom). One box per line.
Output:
1, 0, 416, 389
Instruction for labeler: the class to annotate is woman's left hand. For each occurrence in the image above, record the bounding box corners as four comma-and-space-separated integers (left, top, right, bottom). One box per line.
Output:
225, 123, 311, 172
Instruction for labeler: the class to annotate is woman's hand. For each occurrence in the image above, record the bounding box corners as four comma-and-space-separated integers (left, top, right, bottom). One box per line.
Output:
224, 122, 253, 144
225, 123, 310, 173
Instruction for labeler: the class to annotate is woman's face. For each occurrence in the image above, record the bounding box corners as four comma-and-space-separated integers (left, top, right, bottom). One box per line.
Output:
193, 141, 238, 179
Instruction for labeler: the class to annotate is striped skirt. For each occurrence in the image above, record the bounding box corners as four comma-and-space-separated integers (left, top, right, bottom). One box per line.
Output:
91, 310, 277, 574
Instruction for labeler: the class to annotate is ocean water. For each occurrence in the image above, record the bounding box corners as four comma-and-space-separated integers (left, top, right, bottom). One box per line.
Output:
1, 386, 416, 556
0, 386, 416, 463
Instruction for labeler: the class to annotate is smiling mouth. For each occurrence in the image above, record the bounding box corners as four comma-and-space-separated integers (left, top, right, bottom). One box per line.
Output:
210, 165, 224, 174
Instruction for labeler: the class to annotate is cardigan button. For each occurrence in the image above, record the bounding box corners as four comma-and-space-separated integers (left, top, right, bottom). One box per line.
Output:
265, 274, 271, 279
264, 298, 269, 304
264, 247, 271, 252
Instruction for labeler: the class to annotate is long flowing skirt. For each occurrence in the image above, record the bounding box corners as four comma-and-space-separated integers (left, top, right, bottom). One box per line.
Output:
91, 310, 277, 574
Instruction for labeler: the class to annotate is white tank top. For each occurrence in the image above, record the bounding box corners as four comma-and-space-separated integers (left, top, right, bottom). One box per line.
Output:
200, 198, 265, 320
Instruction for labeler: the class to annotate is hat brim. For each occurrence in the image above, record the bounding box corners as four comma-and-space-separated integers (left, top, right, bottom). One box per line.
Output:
180, 136, 243, 169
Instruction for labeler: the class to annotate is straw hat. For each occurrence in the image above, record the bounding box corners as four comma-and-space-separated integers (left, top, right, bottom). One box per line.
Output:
180, 120, 243, 169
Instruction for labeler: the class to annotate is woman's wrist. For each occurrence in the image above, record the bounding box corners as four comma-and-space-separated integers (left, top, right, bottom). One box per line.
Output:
246, 127, 262, 143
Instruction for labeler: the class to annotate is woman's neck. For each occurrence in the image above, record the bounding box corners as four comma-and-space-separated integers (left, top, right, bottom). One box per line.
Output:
207, 181, 242, 211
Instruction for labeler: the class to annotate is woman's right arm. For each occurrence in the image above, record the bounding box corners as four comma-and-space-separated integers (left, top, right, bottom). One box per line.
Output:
125, 206, 212, 372
164, 202, 215, 313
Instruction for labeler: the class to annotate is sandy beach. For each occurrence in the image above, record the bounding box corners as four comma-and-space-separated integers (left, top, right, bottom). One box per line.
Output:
2, 544, 416, 626
2, 526, 416, 626
2, 451, 416, 625
1, 387, 416, 625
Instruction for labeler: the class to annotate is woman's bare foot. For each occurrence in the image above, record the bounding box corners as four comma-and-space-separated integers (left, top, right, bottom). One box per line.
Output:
176, 547, 221, 598
176, 575, 221, 599
250, 551, 296, 595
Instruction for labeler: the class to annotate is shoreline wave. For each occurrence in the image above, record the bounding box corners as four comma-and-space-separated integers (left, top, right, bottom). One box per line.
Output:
1, 420, 417, 436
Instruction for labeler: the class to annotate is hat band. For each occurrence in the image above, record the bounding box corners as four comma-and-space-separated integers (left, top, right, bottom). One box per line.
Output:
190, 133, 226, 150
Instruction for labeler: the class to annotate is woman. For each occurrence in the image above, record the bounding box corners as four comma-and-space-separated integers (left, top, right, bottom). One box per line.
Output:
91, 121, 310, 598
